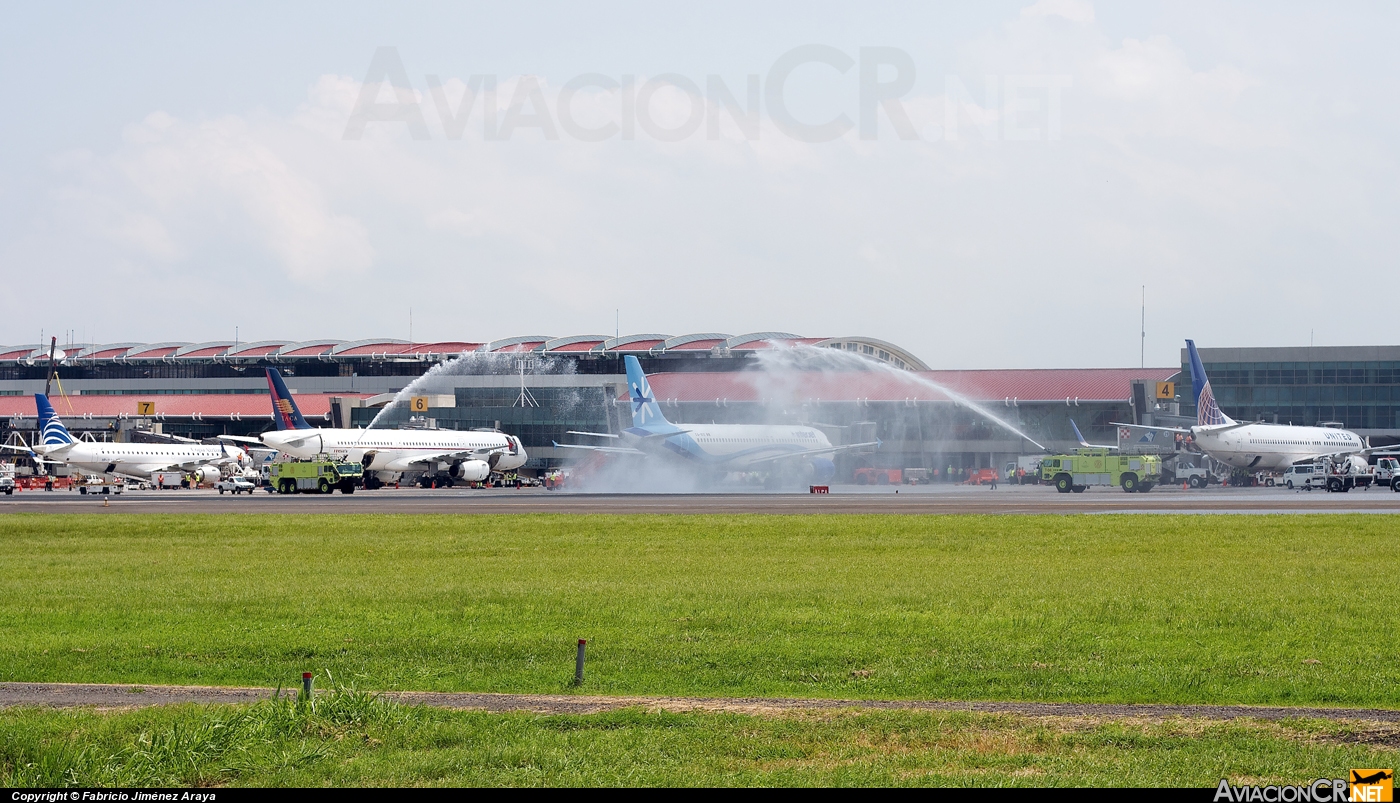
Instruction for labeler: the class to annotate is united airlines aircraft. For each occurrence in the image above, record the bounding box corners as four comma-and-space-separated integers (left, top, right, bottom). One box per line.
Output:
1122, 340, 1393, 471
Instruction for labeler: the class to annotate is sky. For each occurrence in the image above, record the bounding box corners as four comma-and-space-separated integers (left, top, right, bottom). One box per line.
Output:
2, 1, 1396, 368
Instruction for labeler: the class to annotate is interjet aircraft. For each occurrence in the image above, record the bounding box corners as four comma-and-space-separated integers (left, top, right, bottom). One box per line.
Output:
5, 394, 251, 482
556, 355, 879, 485
224, 368, 527, 486
1120, 340, 1395, 471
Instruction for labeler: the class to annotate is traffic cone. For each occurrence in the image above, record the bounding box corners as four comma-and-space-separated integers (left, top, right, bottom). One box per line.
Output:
1182, 481, 1188, 490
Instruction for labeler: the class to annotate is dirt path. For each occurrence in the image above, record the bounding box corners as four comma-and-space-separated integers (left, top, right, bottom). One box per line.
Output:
3, 682, 1398, 723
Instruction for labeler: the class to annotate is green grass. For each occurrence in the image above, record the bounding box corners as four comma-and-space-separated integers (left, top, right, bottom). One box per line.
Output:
2, 514, 1398, 705
2, 693, 1395, 787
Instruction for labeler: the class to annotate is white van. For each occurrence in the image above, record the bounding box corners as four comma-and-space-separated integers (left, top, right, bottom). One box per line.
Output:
1281, 464, 1317, 490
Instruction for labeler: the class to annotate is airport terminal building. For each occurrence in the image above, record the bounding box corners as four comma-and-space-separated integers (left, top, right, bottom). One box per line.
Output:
5, 334, 1397, 477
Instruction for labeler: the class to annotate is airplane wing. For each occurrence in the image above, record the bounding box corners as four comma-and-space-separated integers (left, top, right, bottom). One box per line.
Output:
1111, 421, 1194, 434
1071, 419, 1118, 450
742, 440, 882, 468
216, 435, 265, 445
565, 430, 620, 439
395, 447, 511, 466
552, 441, 646, 456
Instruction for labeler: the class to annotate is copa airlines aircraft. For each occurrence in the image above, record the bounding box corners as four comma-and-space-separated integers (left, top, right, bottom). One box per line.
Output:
556, 356, 879, 483
231, 368, 527, 485
1122, 340, 1391, 471
5, 394, 250, 481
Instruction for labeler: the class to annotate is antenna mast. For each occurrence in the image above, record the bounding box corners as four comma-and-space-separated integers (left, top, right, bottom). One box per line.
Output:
43, 336, 58, 397
513, 359, 538, 408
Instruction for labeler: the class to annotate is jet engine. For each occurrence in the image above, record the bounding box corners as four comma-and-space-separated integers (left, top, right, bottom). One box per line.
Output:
451, 459, 491, 482
192, 466, 222, 485
805, 458, 836, 483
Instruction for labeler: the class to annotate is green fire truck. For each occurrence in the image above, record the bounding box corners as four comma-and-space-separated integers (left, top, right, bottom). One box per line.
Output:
269, 460, 363, 495
1039, 449, 1161, 493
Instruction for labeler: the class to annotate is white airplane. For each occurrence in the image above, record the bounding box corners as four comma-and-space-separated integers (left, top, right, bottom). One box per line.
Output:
555, 355, 879, 485
5, 393, 251, 482
224, 368, 527, 486
1119, 340, 1395, 472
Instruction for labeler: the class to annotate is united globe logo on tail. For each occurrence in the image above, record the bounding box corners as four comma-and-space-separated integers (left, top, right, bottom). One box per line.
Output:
1186, 339, 1236, 427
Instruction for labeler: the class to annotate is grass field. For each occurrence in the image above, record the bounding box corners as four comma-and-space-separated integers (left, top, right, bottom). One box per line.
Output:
3, 693, 1396, 787
2, 513, 1397, 706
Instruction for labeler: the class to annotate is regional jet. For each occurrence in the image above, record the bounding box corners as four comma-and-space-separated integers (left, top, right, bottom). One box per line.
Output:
223, 368, 527, 486
555, 355, 879, 485
4, 394, 251, 482
1117, 340, 1396, 471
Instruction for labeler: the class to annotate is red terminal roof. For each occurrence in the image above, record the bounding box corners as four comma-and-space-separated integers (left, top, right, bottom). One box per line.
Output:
668, 338, 725, 351
549, 341, 605, 352
607, 339, 664, 352
401, 342, 481, 356
228, 344, 284, 357
278, 344, 340, 357
176, 346, 230, 358
642, 368, 1180, 404
124, 346, 183, 359
0, 393, 373, 421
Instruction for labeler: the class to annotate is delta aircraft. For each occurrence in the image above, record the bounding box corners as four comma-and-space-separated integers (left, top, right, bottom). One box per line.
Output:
5, 393, 251, 482
1119, 340, 1394, 471
556, 355, 879, 484
224, 368, 527, 486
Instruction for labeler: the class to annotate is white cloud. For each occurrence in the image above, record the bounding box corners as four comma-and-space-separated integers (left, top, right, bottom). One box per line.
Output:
5, 2, 1398, 366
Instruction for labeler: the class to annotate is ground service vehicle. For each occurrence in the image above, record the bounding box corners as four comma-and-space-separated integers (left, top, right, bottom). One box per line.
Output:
1005, 457, 1042, 484
75, 475, 124, 495
1040, 450, 1161, 493
854, 468, 902, 485
1314, 454, 1372, 492
1281, 464, 1318, 490
270, 460, 362, 495
0, 462, 14, 495
1168, 462, 1212, 489
1374, 457, 1400, 490
215, 476, 257, 494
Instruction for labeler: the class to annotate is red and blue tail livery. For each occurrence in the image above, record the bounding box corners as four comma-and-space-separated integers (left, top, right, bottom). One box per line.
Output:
265, 368, 312, 430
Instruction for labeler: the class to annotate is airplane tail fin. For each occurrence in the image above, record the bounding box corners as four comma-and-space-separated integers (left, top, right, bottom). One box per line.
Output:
35, 394, 74, 445
1185, 339, 1235, 427
265, 368, 312, 430
623, 356, 672, 430
1070, 418, 1090, 448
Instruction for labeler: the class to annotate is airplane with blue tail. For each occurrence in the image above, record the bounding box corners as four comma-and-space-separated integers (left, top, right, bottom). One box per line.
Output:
556, 355, 880, 485
1, 393, 251, 482
1117, 340, 1397, 471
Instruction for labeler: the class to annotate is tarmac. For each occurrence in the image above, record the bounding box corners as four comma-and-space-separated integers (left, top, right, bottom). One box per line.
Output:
4, 482, 1400, 514
2, 682, 1398, 726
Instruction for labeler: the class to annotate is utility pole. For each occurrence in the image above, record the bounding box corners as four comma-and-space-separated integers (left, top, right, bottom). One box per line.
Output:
1140, 286, 1145, 369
